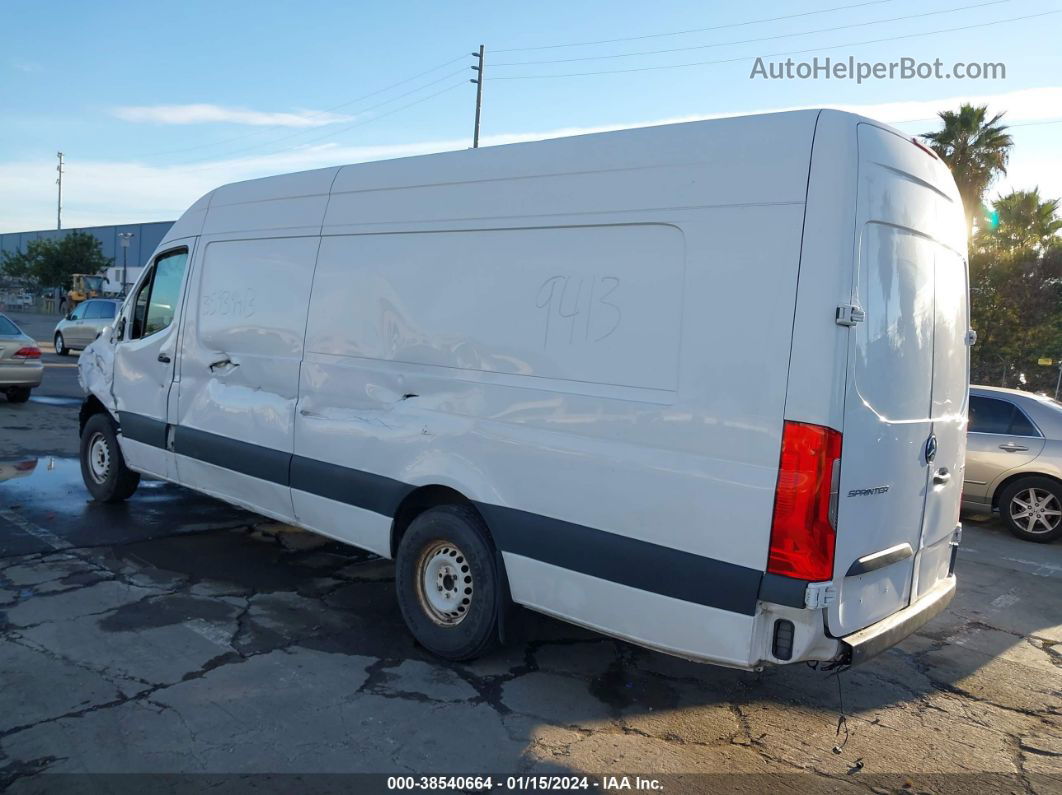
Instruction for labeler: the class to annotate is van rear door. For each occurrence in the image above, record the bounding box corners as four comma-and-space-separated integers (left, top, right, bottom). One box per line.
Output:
828, 124, 968, 637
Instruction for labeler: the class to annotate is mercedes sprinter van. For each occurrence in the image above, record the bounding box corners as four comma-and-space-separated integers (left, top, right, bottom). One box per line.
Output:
78, 110, 970, 668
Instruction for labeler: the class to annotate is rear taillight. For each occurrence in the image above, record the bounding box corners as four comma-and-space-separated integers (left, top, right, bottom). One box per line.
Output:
767, 421, 842, 582
13, 346, 41, 359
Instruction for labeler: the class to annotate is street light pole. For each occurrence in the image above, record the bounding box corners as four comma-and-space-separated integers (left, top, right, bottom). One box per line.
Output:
117, 232, 134, 297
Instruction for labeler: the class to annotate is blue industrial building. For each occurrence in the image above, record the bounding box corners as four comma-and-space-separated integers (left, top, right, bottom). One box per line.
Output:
0, 220, 175, 294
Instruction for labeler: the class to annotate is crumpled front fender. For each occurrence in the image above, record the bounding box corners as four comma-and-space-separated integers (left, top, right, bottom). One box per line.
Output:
77, 334, 116, 413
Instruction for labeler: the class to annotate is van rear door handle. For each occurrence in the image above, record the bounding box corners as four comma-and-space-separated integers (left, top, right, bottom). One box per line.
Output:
932, 468, 951, 485
999, 443, 1028, 452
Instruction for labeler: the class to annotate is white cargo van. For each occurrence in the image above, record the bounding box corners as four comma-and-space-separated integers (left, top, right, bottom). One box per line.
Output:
78, 109, 969, 668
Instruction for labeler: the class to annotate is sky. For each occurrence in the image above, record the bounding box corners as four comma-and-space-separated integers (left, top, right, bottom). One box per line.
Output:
2, 0, 1061, 233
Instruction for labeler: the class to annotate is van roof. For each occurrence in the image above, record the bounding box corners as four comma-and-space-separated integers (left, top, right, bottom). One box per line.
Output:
161, 109, 903, 245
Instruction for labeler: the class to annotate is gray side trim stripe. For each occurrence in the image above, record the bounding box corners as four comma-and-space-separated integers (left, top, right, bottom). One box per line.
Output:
758, 572, 810, 609
290, 455, 414, 517
477, 502, 763, 616
116, 411, 770, 616
117, 411, 168, 450
173, 425, 290, 486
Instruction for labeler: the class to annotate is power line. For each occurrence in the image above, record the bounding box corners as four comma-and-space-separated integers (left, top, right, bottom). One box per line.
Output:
160, 67, 470, 166
493, 0, 900, 53
490, 8, 1061, 80
134, 54, 470, 159
168, 80, 469, 172
492, 0, 1010, 66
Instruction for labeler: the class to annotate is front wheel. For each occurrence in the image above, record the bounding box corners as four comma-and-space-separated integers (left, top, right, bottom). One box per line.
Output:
54, 333, 68, 356
999, 477, 1062, 543
80, 412, 140, 503
395, 505, 503, 660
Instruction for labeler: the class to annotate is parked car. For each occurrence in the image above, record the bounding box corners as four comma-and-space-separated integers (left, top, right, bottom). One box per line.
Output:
53, 298, 122, 355
0, 312, 43, 403
77, 109, 969, 668
963, 385, 1062, 542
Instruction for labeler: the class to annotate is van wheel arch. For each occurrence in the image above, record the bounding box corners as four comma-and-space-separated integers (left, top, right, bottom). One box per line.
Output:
390, 485, 479, 558
79, 394, 112, 437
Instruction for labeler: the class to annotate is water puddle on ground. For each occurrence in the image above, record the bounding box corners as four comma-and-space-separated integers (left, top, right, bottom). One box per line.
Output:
0, 456, 251, 553
0, 457, 159, 507
29, 395, 83, 407
0, 456, 171, 501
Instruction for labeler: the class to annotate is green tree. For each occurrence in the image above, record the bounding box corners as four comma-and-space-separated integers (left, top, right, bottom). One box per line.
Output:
922, 104, 1013, 235
980, 188, 1062, 253
0, 231, 111, 290
969, 190, 1062, 393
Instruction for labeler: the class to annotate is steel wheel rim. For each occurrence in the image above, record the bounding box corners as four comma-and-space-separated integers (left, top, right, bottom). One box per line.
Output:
87, 432, 111, 484
1010, 488, 1061, 534
415, 540, 473, 626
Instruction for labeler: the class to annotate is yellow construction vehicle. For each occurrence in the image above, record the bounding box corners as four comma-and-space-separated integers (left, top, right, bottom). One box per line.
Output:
68, 273, 106, 309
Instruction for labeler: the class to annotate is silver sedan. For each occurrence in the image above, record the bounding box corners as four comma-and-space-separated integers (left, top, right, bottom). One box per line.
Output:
0, 313, 43, 403
963, 385, 1062, 542
53, 298, 122, 355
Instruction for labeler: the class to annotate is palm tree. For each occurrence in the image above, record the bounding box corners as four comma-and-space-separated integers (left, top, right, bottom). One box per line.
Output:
922, 104, 1013, 235
982, 188, 1062, 252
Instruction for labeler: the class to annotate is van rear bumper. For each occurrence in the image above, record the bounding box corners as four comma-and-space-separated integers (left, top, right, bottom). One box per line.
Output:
838, 575, 956, 666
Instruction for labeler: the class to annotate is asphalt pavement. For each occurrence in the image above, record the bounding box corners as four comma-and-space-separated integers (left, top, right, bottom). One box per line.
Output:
0, 311, 1059, 792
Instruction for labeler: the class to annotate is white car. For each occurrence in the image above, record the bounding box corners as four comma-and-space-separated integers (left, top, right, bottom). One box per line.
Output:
78, 109, 969, 669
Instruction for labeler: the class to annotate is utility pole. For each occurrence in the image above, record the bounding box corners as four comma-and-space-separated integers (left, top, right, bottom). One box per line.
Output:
56, 152, 64, 230
118, 232, 134, 296
470, 45, 485, 148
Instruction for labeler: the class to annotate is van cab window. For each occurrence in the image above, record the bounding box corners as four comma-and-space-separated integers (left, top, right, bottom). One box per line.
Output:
129, 249, 188, 340
130, 270, 153, 339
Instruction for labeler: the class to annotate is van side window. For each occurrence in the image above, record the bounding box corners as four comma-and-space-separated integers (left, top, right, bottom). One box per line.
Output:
144, 251, 188, 336
130, 268, 155, 340
129, 249, 188, 340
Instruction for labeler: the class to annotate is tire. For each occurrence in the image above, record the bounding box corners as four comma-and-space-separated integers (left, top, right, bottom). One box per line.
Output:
54, 333, 68, 356
80, 412, 140, 503
5, 387, 31, 403
999, 476, 1062, 543
395, 504, 503, 660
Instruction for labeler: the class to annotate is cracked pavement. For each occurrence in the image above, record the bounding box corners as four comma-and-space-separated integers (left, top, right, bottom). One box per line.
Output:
1, 400, 1060, 793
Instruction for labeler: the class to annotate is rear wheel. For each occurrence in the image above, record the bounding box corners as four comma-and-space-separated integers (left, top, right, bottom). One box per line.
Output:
5, 387, 31, 403
999, 477, 1062, 543
80, 412, 140, 503
395, 505, 502, 660
54, 333, 68, 356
